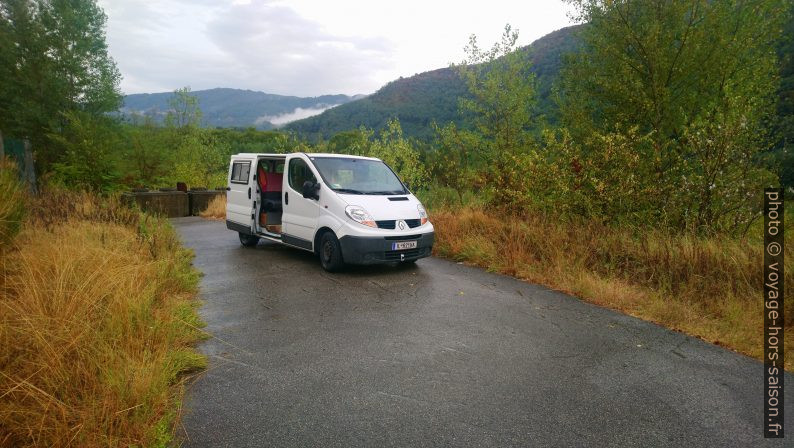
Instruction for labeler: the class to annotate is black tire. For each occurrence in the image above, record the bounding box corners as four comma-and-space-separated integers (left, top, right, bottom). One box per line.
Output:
319, 231, 344, 272
239, 232, 259, 247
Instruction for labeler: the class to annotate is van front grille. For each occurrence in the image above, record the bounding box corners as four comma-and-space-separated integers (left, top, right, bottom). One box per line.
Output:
376, 219, 422, 230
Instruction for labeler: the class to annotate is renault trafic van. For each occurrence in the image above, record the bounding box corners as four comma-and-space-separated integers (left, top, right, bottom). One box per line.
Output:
225, 153, 434, 271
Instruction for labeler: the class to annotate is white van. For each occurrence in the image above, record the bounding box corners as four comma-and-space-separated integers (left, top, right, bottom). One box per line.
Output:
225, 153, 434, 271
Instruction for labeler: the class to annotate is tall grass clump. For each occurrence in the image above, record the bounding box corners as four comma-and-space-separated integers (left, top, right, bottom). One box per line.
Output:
0, 177, 206, 446
430, 207, 794, 370
199, 194, 226, 220
415, 185, 487, 211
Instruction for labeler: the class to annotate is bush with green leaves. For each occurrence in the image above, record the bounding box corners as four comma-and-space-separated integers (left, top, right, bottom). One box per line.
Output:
559, 0, 786, 233
367, 119, 428, 190
48, 111, 123, 192
451, 25, 539, 210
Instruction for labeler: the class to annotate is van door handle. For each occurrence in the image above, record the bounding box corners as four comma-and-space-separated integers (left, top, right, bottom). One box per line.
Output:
248, 187, 251, 199
285, 192, 289, 205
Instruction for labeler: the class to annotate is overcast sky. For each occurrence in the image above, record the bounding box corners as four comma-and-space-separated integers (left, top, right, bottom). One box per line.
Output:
97, 0, 575, 97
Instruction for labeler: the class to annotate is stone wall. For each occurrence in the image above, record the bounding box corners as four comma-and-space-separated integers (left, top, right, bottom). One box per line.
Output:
122, 188, 225, 218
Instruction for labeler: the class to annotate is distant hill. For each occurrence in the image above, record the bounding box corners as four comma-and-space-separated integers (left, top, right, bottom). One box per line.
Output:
285, 25, 583, 140
119, 88, 360, 129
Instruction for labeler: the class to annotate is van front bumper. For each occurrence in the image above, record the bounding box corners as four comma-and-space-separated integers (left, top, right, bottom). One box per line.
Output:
338, 232, 434, 265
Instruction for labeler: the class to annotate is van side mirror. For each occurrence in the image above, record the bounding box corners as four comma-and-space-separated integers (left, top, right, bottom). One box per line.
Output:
302, 180, 319, 200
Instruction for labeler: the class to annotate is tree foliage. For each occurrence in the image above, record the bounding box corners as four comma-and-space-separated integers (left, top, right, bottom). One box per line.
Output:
48, 111, 121, 191
429, 122, 479, 203
166, 87, 203, 129
455, 24, 536, 158
770, 2, 794, 189
368, 119, 428, 190
434, 24, 541, 213
558, 0, 787, 231
0, 0, 121, 169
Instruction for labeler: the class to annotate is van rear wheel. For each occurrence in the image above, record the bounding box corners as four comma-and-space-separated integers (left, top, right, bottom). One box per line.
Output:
239, 232, 259, 247
319, 232, 344, 272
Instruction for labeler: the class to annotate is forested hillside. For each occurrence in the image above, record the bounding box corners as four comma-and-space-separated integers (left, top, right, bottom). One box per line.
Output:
121, 88, 358, 129
285, 26, 582, 140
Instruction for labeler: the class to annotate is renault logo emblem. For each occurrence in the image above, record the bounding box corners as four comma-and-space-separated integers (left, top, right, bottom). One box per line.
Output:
397, 220, 406, 230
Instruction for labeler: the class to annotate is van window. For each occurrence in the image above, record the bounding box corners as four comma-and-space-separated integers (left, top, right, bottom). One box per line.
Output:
311, 157, 406, 194
231, 161, 251, 184
288, 158, 316, 190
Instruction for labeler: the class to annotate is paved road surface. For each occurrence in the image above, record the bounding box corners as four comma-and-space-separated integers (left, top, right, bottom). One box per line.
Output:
174, 217, 791, 447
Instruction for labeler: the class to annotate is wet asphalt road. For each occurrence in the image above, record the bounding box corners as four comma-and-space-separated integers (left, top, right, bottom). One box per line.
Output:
174, 217, 791, 447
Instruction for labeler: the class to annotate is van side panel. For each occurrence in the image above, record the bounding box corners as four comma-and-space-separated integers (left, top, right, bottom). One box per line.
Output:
315, 213, 344, 237
281, 154, 321, 244
226, 157, 255, 230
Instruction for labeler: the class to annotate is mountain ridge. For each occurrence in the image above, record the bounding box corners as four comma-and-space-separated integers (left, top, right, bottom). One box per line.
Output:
120, 87, 360, 129
284, 25, 584, 140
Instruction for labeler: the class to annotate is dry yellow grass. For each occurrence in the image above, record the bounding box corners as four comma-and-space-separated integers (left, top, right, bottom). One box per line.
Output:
199, 194, 226, 220
0, 189, 205, 447
430, 207, 794, 370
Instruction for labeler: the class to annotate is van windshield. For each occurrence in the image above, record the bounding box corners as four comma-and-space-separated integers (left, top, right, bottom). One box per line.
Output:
311, 157, 407, 195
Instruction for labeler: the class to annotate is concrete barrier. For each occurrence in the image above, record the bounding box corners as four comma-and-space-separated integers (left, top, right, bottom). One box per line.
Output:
122, 190, 189, 218
122, 188, 225, 217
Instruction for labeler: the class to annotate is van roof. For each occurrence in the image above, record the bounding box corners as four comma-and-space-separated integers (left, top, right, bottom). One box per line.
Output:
232, 152, 380, 161
307, 153, 379, 161
232, 153, 285, 159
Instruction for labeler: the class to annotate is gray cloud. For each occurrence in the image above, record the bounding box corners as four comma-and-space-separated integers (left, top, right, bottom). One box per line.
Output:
205, 2, 393, 96
100, 0, 395, 96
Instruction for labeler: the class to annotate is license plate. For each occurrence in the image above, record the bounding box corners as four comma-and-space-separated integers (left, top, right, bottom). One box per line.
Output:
392, 240, 417, 250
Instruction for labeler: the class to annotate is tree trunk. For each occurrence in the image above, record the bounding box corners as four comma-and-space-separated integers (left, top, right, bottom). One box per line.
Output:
0, 129, 4, 159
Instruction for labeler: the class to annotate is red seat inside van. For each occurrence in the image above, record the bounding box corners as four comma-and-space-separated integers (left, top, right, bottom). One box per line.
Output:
258, 163, 284, 213
262, 172, 282, 192
257, 164, 283, 192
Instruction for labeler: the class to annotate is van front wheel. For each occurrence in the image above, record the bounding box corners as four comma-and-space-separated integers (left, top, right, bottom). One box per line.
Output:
319, 232, 344, 272
239, 232, 259, 247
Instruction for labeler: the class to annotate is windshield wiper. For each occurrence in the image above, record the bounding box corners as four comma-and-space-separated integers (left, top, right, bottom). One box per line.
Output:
334, 188, 364, 195
368, 190, 406, 195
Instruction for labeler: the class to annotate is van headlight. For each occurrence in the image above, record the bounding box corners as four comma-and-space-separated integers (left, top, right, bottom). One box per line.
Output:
417, 204, 429, 225
345, 205, 377, 228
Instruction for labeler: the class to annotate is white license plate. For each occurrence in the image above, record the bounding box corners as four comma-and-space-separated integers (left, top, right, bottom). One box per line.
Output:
392, 241, 417, 250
